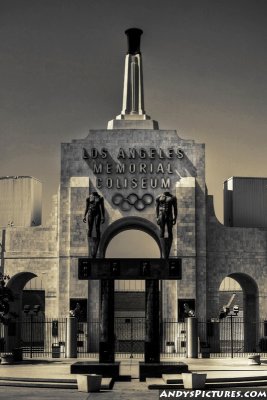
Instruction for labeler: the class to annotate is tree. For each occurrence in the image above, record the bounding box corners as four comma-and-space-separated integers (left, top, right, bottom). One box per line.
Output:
0, 273, 15, 324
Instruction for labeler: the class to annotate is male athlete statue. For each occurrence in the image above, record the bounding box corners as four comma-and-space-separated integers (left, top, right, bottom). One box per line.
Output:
83, 191, 105, 258
83, 191, 105, 239
155, 191, 177, 258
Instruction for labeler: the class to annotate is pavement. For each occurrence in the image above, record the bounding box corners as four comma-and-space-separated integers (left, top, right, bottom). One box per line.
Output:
0, 357, 267, 399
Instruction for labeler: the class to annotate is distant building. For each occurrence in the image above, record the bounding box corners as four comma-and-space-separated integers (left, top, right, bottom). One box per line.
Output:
0, 176, 42, 227
224, 177, 267, 228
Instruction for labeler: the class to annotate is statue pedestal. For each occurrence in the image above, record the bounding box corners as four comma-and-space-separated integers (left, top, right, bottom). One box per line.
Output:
139, 361, 188, 382
160, 237, 172, 259
88, 237, 100, 258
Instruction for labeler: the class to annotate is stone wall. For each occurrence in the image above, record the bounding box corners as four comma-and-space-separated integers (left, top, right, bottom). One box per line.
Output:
2, 127, 266, 326
58, 129, 206, 321
3, 193, 59, 318
206, 195, 267, 320
4, 225, 59, 317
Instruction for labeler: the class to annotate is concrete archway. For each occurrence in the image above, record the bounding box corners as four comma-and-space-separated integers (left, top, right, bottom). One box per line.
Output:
7, 272, 38, 316
106, 230, 161, 259
228, 273, 258, 321
7, 272, 37, 294
99, 217, 162, 258
100, 216, 161, 306
5, 272, 37, 351
219, 272, 259, 352
88, 217, 162, 310
229, 273, 258, 352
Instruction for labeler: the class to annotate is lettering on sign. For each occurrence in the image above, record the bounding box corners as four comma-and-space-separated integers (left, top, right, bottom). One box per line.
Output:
83, 147, 184, 190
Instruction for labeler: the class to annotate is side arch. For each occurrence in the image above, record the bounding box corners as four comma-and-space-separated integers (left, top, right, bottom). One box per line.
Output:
218, 272, 259, 352
5, 272, 38, 351
7, 272, 37, 293
7, 272, 38, 318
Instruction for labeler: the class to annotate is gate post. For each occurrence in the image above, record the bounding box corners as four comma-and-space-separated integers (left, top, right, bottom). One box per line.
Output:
66, 317, 77, 358
145, 279, 160, 363
99, 279, 115, 363
186, 317, 198, 358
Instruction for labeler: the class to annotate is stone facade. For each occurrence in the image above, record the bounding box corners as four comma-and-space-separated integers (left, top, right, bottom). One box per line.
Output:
57, 129, 206, 320
206, 195, 267, 322
3, 193, 59, 317
2, 127, 267, 328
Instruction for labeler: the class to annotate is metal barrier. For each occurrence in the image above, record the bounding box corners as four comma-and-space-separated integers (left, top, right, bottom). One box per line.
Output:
2, 317, 267, 359
0, 317, 67, 358
198, 317, 262, 358
76, 318, 187, 359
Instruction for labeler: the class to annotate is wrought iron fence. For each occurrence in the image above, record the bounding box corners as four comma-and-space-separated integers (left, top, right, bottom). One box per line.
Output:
1, 317, 267, 359
76, 318, 187, 358
0, 317, 67, 358
198, 317, 267, 358
160, 320, 187, 358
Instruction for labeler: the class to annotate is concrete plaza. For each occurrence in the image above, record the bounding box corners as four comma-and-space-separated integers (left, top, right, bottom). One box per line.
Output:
0, 357, 267, 399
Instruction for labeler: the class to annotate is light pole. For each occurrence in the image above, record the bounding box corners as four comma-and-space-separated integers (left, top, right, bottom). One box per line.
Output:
229, 306, 239, 358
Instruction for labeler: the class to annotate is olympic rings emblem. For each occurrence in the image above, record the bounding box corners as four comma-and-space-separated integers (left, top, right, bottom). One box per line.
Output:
112, 193, 154, 211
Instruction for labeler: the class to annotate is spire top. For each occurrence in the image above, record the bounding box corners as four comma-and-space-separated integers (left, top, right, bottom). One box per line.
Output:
125, 28, 143, 55
107, 29, 158, 130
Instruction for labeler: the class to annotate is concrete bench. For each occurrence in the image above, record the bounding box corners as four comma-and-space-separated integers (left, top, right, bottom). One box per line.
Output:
77, 374, 102, 392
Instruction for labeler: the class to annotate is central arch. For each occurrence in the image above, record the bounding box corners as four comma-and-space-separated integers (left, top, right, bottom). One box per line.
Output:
98, 217, 162, 356
99, 216, 163, 258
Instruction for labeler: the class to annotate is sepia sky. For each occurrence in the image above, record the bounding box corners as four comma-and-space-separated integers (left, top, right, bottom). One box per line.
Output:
1, 0, 267, 224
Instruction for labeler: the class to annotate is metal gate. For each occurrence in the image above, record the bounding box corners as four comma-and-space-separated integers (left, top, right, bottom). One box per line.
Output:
115, 317, 145, 356
0, 318, 67, 358
20, 317, 67, 357
198, 318, 266, 358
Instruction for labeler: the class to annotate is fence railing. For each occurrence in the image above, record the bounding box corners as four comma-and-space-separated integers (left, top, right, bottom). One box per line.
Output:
1, 317, 267, 358
198, 317, 266, 358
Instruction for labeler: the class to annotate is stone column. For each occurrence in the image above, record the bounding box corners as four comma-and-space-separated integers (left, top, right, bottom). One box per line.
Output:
145, 279, 160, 363
244, 293, 257, 352
99, 279, 115, 363
88, 280, 100, 352
66, 317, 77, 358
186, 317, 198, 358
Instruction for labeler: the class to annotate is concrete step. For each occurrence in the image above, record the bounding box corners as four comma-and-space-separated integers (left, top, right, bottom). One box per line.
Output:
0, 376, 77, 383
147, 378, 183, 389
162, 373, 267, 384
206, 380, 267, 388
0, 381, 77, 389
0, 377, 113, 390
147, 377, 267, 390
208, 376, 267, 384
162, 374, 182, 384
